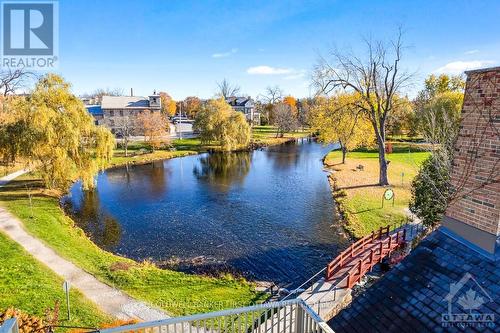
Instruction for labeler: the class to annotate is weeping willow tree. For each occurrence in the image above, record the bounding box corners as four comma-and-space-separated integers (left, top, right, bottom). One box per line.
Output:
194, 98, 250, 151
0, 74, 114, 190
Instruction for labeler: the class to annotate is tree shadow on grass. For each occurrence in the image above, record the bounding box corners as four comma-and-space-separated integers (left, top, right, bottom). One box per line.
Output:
350, 207, 381, 214
338, 183, 380, 190
0, 178, 54, 202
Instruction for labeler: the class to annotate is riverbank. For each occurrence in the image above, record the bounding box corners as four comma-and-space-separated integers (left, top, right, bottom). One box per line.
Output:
65, 139, 340, 288
0, 128, 310, 323
111, 126, 311, 168
173, 126, 311, 152
324, 143, 430, 238
0, 172, 266, 323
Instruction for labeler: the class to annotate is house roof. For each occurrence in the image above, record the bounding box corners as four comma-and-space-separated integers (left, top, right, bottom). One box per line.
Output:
101, 96, 152, 109
328, 229, 500, 333
226, 96, 254, 107
86, 105, 103, 116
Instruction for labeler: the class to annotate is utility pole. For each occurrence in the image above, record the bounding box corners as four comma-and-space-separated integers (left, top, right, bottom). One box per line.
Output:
178, 103, 183, 140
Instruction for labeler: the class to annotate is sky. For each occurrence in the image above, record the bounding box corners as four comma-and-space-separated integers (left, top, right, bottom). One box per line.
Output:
57, 0, 500, 100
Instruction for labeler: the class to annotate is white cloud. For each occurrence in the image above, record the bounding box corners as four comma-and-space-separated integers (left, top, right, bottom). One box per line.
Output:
284, 70, 307, 80
247, 65, 294, 75
464, 49, 479, 55
434, 60, 495, 75
212, 48, 238, 58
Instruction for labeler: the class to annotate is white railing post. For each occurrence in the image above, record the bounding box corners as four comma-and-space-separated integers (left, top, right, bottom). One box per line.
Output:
0, 318, 19, 333
295, 304, 304, 333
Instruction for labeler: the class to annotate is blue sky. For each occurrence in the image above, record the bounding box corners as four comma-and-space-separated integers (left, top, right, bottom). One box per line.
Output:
58, 0, 500, 99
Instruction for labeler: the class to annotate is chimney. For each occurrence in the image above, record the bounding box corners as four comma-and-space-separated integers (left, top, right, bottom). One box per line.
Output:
130, 88, 133, 97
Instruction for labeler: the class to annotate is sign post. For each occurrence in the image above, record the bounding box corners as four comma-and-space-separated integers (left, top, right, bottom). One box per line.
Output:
62, 281, 71, 320
382, 188, 395, 208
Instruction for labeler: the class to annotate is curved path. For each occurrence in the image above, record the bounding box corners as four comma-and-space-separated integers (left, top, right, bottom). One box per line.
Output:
0, 171, 169, 321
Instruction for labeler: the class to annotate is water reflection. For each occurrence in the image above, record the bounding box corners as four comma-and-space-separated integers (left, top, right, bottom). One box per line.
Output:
64, 140, 348, 287
193, 153, 251, 192
65, 190, 122, 251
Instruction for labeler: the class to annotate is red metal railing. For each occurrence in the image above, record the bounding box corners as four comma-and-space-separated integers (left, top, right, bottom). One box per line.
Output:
326, 225, 406, 288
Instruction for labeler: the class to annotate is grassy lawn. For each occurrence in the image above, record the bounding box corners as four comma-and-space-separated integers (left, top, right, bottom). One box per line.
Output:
0, 231, 111, 327
110, 149, 198, 168
251, 126, 311, 146
0, 174, 266, 317
110, 141, 198, 167
171, 126, 311, 152
324, 143, 430, 238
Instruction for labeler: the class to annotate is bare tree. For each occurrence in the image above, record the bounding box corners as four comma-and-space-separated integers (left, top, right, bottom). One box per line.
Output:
260, 85, 283, 104
0, 68, 37, 96
82, 87, 124, 100
216, 79, 240, 99
272, 102, 298, 137
312, 28, 412, 185
114, 116, 134, 156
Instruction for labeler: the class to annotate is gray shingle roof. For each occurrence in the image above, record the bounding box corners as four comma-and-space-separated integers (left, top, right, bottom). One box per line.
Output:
226, 96, 254, 107
328, 229, 500, 333
101, 96, 150, 109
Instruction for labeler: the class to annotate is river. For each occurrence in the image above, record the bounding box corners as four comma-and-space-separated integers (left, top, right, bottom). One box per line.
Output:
63, 139, 348, 288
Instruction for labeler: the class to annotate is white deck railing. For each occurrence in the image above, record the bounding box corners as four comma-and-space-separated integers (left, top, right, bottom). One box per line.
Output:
0, 318, 18, 333
0, 299, 333, 333
99, 298, 333, 333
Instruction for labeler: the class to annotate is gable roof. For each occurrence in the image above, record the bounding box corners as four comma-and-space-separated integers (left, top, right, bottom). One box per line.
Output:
101, 96, 151, 109
226, 96, 254, 107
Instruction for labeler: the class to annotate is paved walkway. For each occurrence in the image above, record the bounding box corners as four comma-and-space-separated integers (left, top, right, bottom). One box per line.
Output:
0, 172, 169, 321
0, 168, 30, 185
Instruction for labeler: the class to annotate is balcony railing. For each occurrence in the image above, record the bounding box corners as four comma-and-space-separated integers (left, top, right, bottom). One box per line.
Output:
0, 319, 18, 333
0, 299, 333, 333
99, 299, 333, 333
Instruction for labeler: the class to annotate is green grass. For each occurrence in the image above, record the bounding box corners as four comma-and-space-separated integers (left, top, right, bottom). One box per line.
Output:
251, 126, 311, 145
324, 143, 430, 238
0, 175, 266, 317
109, 149, 198, 168
171, 126, 311, 152
110, 141, 198, 167
0, 231, 111, 327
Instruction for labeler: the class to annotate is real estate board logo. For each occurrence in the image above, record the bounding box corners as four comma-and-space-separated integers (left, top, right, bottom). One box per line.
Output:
1, 0, 58, 68
442, 273, 495, 329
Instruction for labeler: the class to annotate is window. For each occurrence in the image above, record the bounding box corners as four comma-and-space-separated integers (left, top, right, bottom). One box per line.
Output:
109, 110, 114, 116
119, 110, 124, 116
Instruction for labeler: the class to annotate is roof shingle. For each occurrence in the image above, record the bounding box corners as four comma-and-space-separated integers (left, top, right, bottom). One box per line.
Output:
328, 229, 499, 333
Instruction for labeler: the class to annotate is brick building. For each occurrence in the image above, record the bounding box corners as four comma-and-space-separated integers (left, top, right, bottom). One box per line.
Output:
442, 66, 500, 256
91, 93, 162, 136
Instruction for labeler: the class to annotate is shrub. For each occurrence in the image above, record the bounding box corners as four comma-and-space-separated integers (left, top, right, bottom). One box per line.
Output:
409, 152, 451, 227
